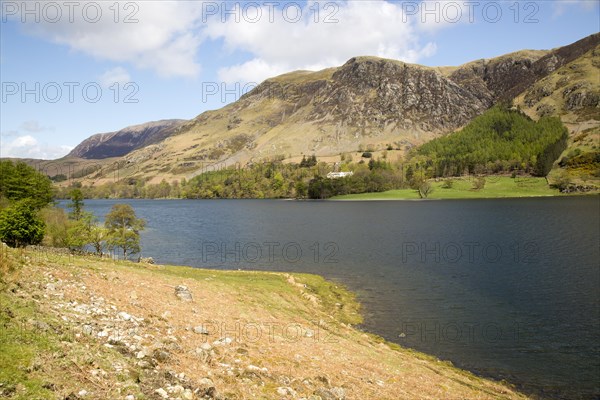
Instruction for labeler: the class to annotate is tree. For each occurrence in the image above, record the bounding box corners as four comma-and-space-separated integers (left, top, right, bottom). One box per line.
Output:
88, 224, 108, 255
418, 181, 434, 199
105, 204, 146, 259
308, 177, 334, 199
0, 160, 53, 209
472, 177, 486, 190
295, 181, 307, 199
441, 178, 454, 189
68, 188, 85, 220
300, 155, 317, 168
67, 211, 96, 251
40, 207, 70, 248
554, 170, 573, 192
272, 171, 284, 192
68, 212, 108, 255
0, 200, 45, 247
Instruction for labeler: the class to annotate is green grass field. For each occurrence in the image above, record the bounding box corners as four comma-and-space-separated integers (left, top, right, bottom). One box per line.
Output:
332, 176, 564, 200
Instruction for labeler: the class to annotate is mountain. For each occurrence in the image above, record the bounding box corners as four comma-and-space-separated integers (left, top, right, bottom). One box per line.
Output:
10, 34, 600, 185
446, 34, 600, 105
67, 119, 185, 159
514, 41, 600, 123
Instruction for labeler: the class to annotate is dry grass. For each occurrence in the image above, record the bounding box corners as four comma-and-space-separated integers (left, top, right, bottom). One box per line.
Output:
0, 247, 530, 399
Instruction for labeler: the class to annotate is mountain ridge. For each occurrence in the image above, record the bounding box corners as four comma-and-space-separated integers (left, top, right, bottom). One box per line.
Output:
6, 33, 599, 185
67, 119, 186, 159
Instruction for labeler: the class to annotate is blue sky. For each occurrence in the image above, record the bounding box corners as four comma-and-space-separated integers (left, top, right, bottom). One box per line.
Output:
1, 0, 598, 159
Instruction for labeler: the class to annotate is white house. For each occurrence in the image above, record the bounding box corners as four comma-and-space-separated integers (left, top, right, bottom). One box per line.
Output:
326, 171, 354, 179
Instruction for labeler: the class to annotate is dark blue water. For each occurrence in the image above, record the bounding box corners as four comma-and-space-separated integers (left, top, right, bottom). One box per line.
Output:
64, 196, 600, 399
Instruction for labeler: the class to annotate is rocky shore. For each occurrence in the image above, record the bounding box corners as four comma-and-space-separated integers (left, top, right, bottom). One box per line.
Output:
0, 246, 528, 399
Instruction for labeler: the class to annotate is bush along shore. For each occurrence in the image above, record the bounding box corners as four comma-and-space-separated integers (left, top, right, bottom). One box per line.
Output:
0, 245, 529, 400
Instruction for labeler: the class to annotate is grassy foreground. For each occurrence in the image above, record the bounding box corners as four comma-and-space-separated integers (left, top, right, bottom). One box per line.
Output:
331, 176, 562, 200
0, 247, 528, 399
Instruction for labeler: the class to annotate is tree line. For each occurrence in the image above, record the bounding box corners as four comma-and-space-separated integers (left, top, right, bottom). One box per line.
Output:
45, 105, 571, 201
0, 160, 145, 259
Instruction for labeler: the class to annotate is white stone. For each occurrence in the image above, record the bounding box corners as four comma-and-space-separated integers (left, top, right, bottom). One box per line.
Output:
167, 384, 184, 394
200, 343, 212, 351
213, 337, 232, 346
118, 311, 132, 321
198, 378, 213, 386
193, 325, 208, 334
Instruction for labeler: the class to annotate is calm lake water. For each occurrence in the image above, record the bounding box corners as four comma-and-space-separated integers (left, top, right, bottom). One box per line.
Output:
65, 196, 600, 399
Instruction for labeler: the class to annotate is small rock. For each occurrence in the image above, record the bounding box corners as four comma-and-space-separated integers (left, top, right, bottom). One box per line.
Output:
82, 325, 93, 336
31, 320, 49, 331
108, 336, 123, 346
153, 349, 170, 362
198, 378, 214, 387
314, 387, 345, 400
213, 337, 233, 346
199, 343, 212, 351
137, 360, 152, 369
118, 311, 131, 321
193, 325, 209, 335
155, 388, 169, 399
125, 396, 135, 400
78, 389, 88, 397
174, 285, 193, 302
331, 387, 345, 399
167, 384, 184, 394
277, 386, 297, 397
246, 365, 268, 374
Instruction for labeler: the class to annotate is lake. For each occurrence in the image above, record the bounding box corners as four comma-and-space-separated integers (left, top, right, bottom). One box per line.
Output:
65, 196, 600, 399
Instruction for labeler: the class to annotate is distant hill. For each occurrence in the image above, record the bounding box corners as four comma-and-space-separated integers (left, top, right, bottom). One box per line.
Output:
67, 119, 185, 159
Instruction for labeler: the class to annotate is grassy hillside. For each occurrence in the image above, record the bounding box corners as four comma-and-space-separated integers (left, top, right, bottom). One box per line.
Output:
0, 246, 529, 399
514, 44, 600, 186
332, 177, 561, 200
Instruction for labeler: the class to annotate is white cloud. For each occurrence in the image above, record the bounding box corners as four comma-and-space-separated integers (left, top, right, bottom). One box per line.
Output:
20, 120, 53, 133
9, 1, 442, 83
552, 0, 599, 17
99, 67, 131, 88
13, 1, 206, 78
205, 1, 437, 84
0, 135, 73, 159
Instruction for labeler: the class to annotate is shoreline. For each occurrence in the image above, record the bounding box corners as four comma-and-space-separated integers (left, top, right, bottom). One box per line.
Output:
0, 247, 530, 399
52, 191, 599, 202
331, 192, 600, 201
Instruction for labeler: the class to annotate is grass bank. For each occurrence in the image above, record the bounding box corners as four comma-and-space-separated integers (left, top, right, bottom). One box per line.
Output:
331, 176, 563, 200
0, 246, 528, 399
